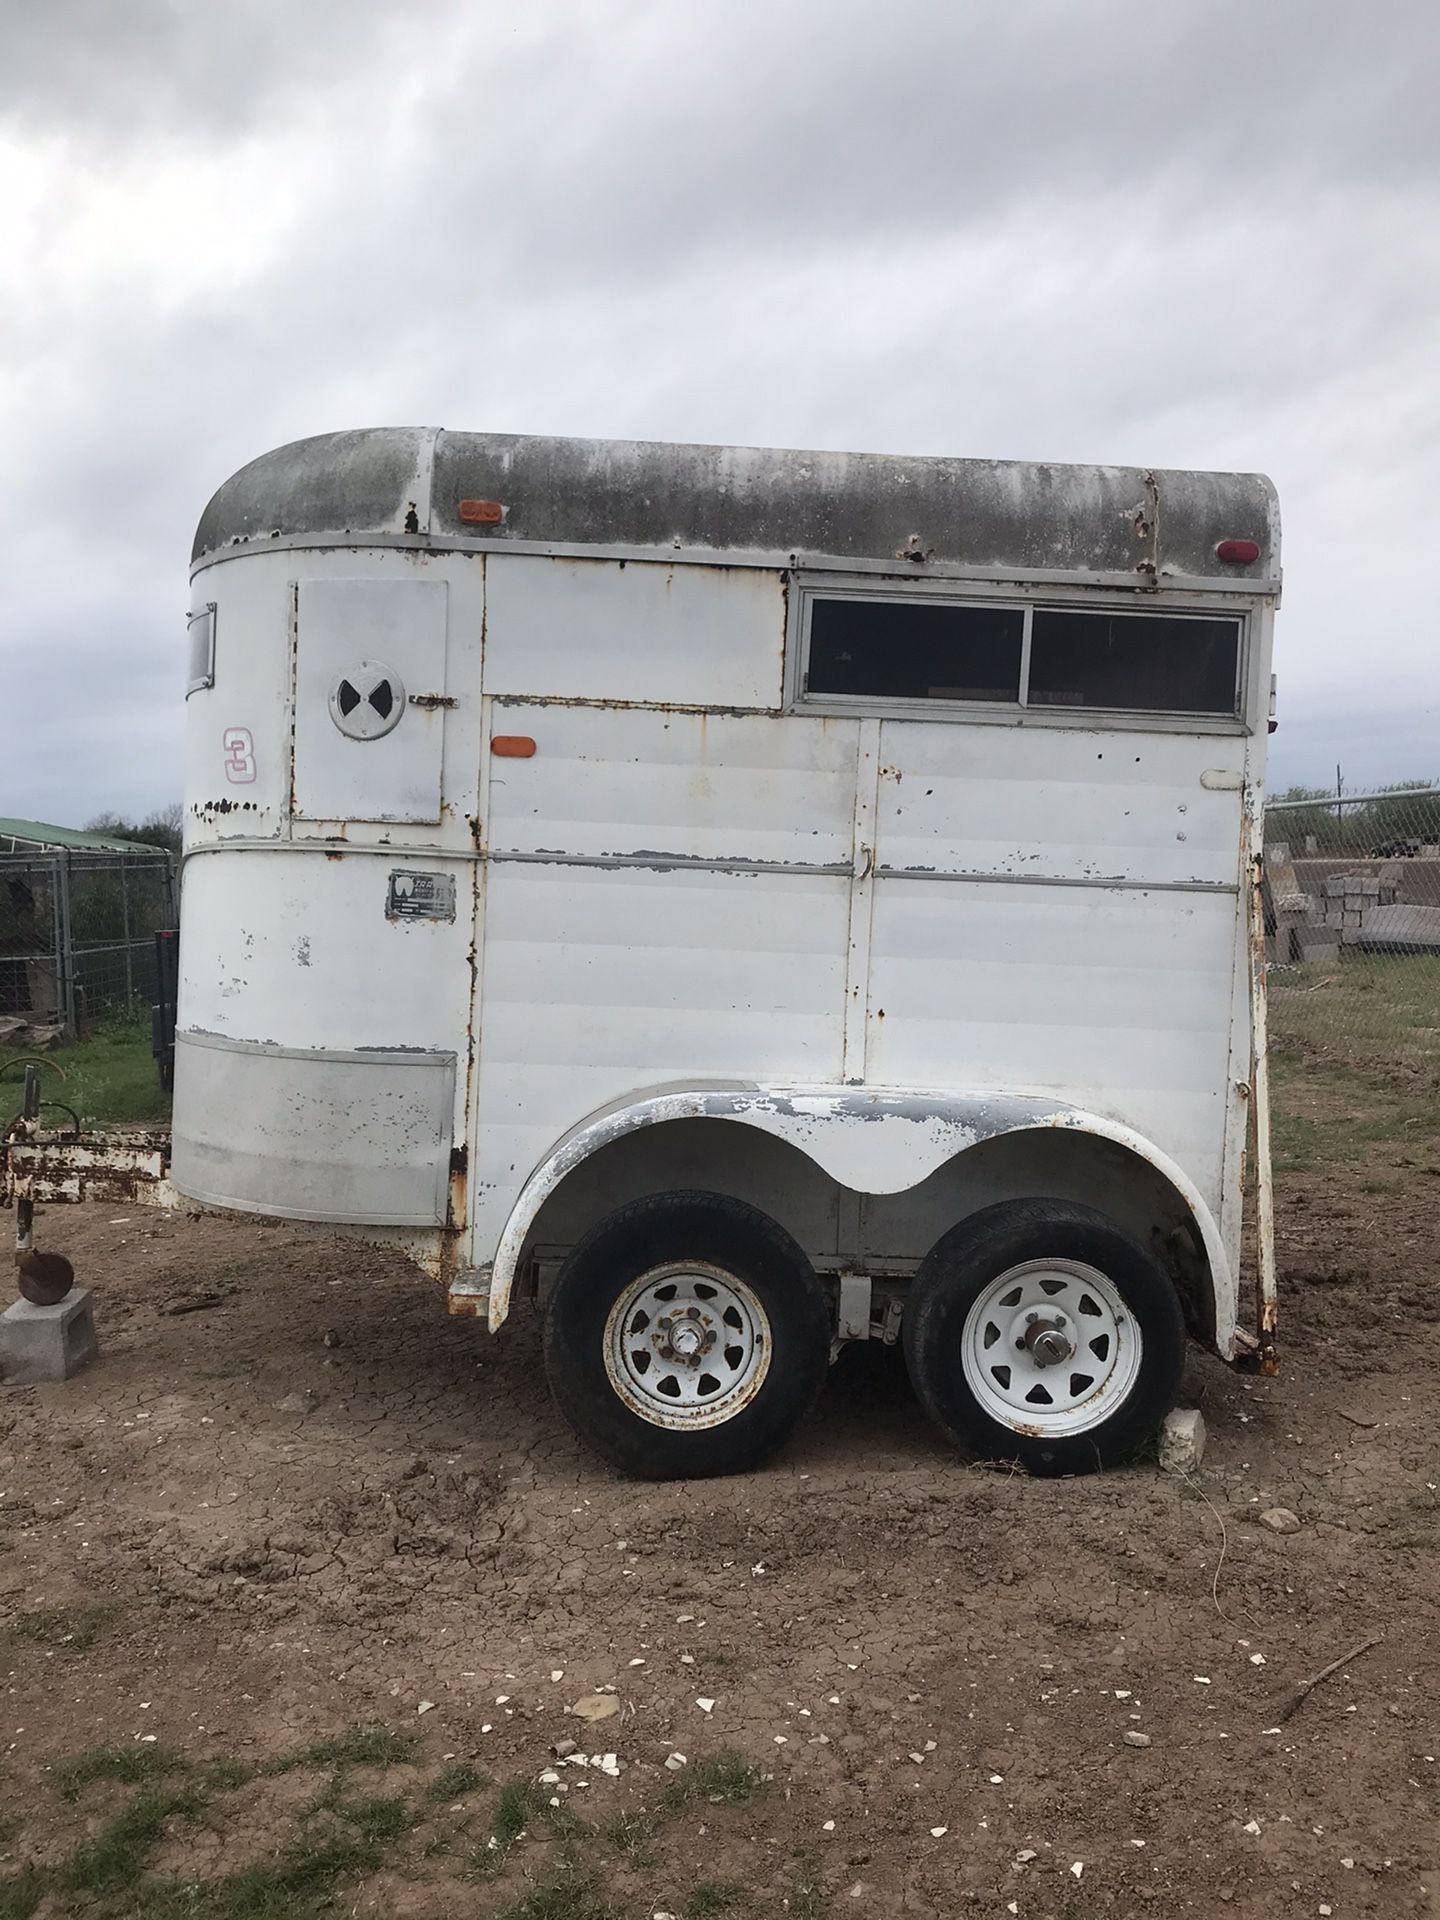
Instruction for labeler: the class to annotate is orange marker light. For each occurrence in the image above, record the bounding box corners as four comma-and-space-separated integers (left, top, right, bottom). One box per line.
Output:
491, 735, 537, 758
459, 499, 505, 524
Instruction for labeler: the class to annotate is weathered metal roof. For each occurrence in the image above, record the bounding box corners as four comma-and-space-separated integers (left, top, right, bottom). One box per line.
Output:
0, 818, 170, 856
193, 427, 1279, 583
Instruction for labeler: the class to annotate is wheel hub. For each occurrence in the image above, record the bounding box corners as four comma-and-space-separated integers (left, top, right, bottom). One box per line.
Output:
1020, 1314, 1074, 1368
605, 1263, 771, 1429
960, 1257, 1144, 1437
660, 1310, 712, 1363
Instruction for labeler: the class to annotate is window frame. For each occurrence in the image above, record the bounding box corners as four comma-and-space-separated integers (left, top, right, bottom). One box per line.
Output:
786, 573, 1254, 734
186, 602, 217, 696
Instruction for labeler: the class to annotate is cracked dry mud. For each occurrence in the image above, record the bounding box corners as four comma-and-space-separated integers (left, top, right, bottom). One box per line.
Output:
1, 1161, 1438, 1917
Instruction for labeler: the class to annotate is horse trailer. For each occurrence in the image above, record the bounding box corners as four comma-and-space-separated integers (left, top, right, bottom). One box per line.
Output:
4, 428, 1281, 1477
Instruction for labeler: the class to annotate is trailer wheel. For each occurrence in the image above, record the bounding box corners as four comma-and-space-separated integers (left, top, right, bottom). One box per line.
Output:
543, 1191, 832, 1479
902, 1199, 1185, 1477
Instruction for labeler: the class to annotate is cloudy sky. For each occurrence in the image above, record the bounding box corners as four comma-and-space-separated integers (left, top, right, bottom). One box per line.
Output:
2, 0, 1436, 827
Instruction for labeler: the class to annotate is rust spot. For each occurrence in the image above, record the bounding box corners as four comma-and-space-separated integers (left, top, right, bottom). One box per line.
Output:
447, 1142, 468, 1231
409, 693, 458, 710
459, 499, 505, 524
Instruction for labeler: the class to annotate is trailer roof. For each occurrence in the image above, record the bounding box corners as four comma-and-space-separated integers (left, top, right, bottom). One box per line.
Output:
0, 817, 170, 856
194, 428, 1279, 584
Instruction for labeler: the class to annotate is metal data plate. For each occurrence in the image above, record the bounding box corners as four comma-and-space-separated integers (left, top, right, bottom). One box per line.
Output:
387, 870, 457, 921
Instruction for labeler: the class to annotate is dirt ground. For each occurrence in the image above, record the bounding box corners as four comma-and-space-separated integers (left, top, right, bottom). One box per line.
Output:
2, 1146, 1439, 1918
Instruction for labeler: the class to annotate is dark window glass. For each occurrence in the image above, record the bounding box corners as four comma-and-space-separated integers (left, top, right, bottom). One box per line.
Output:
807, 598, 1023, 703
1028, 611, 1240, 715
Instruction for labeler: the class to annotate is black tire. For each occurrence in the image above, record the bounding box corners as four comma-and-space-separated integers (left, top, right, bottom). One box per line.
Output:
902, 1199, 1186, 1477
542, 1191, 832, 1479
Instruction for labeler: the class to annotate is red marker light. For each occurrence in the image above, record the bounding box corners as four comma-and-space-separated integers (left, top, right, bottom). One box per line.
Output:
1215, 538, 1260, 565
459, 499, 505, 524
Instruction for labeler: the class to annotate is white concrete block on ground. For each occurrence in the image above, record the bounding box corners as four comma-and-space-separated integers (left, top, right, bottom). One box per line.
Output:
1158, 1407, 1206, 1475
0, 1288, 98, 1385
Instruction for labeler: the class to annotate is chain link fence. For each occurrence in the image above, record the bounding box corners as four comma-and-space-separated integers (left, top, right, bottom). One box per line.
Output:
1264, 785, 1440, 1102
1, 849, 177, 1039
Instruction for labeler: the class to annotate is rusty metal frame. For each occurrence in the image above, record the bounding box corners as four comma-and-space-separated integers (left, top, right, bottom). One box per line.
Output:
1244, 790, 1279, 1371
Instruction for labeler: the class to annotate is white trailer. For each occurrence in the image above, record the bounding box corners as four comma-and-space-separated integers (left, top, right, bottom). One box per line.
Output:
6, 429, 1281, 1477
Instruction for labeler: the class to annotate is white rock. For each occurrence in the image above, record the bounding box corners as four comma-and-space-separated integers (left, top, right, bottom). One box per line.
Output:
822, 1819, 836, 1831
695, 1697, 715, 1714
1123, 1731, 1152, 1748
1159, 1407, 1207, 1474
1243, 1819, 1262, 1835
908, 1752, 925, 1765
550, 1670, 564, 1682
417, 1700, 435, 1714
1260, 1507, 1301, 1534
664, 1752, 687, 1771
1249, 1653, 1266, 1665
570, 1694, 619, 1723
1071, 1861, 1084, 1880
538, 1770, 561, 1784
930, 1826, 948, 1838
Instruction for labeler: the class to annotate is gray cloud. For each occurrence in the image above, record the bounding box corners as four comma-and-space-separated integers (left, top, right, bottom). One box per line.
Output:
2, 0, 1438, 826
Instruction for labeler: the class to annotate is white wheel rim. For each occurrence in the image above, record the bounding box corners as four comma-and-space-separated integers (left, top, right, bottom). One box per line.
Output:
960, 1258, 1143, 1438
604, 1262, 771, 1430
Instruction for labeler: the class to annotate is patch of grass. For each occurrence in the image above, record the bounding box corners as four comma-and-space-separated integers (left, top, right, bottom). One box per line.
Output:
496, 1865, 625, 1920
201, 1758, 258, 1792
269, 1724, 416, 1774
32, 1016, 170, 1128
688, 1880, 745, 1915
56, 1785, 204, 1896
332, 1793, 414, 1845
605, 1809, 656, 1865
11, 1603, 114, 1651
55, 1744, 189, 1802
428, 1761, 485, 1801
0, 1868, 45, 1920
471, 1778, 548, 1880
661, 1752, 765, 1813
150, 1827, 392, 1920
784, 1859, 829, 1919
493, 1778, 547, 1848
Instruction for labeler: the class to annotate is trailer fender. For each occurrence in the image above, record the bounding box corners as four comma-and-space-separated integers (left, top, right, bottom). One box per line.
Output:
478, 1085, 1236, 1354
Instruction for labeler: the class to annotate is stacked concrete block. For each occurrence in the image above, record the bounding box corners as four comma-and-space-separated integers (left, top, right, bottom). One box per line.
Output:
1268, 855, 1322, 962
1323, 873, 1381, 944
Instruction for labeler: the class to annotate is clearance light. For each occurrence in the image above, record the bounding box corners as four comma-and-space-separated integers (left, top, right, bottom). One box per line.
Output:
491, 735, 537, 758
460, 499, 505, 524
1215, 538, 1260, 564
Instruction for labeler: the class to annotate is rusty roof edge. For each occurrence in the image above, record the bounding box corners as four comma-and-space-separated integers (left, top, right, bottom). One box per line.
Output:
191, 427, 1279, 579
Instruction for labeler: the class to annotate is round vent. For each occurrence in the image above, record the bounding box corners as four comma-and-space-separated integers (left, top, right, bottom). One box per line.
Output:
329, 660, 407, 740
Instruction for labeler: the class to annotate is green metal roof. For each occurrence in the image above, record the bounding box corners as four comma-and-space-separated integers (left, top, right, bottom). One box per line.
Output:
0, 818, 170, 856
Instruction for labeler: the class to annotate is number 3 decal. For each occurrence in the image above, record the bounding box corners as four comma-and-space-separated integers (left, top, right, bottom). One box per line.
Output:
222, 726, 256, 784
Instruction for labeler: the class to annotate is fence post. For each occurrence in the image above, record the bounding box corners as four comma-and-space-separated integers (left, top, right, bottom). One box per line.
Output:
120, 860, 134, 1013
55, 853, 75, 1038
